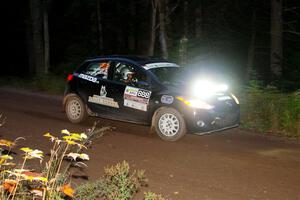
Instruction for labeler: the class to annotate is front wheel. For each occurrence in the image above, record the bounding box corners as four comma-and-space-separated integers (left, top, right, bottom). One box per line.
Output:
153, 107, 187, 141
65, 95, 87, 123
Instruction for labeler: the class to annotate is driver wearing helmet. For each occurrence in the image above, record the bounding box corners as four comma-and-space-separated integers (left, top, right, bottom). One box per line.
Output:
121, 67, 136, 84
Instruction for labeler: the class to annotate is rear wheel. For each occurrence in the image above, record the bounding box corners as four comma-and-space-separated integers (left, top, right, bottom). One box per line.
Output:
65, 95, 87, 123
153, 107, 186, 141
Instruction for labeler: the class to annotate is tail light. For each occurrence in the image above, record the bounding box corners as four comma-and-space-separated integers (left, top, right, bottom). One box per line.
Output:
67, 74, 74, 82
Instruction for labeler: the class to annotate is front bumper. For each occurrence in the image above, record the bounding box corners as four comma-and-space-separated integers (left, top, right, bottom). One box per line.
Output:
193, 124, 239, 136
182, 99, 240, 134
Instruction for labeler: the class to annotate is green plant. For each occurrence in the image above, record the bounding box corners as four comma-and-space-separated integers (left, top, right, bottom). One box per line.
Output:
101, 161, 147, 200
76, 160, 152, 200
240, 86, 300, 138
75, 179, 105, 200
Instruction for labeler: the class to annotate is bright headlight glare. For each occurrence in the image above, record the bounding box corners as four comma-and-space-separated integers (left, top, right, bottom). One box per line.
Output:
192, 80, 228, 98
218, 84, 228, 91
177, 97, 214, 110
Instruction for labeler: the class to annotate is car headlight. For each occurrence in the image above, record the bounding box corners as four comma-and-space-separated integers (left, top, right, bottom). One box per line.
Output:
192, 80, 228, 98
176, 96, 214, 110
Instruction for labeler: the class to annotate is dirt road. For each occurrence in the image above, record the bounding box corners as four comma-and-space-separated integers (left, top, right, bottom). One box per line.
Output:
0, 87, 299, 200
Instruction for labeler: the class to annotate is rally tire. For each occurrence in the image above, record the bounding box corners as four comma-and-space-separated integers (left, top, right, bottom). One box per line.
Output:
153, 107, 186, 141
65, 95, 87, 123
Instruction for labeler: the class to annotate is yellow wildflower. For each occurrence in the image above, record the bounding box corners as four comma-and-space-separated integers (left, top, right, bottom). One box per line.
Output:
61, 129, 70, 135
0, 139, 15, 147
60, 184, 74, 198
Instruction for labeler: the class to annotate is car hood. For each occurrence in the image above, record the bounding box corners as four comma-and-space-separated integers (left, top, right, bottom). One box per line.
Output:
164, 84, 187, 95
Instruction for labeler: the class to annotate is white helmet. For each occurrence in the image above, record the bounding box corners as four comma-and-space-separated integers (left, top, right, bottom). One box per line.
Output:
120, 67, 134, 80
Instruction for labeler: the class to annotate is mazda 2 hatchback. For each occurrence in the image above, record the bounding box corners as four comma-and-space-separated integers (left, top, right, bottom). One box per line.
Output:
63, 55, 240, 141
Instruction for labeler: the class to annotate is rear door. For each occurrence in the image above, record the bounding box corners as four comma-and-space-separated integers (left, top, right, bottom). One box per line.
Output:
76, 60, 116, 115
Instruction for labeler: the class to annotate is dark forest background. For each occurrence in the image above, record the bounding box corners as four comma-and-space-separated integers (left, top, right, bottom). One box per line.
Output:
2, 0, 300, 91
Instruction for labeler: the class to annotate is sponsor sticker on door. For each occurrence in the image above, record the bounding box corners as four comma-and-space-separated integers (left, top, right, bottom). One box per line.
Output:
123, 86, 151, 111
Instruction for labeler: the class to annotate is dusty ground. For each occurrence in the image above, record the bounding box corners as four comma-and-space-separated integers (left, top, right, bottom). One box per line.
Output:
0, 87, 299, 200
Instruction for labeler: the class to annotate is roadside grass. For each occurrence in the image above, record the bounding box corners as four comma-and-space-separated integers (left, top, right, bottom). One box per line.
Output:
239, 86, 300, 138
0, 74, 66, 94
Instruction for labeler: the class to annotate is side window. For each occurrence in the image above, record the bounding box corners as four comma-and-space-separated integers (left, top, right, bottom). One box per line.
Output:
113, 62, 147, 86
83, 61, 111, 79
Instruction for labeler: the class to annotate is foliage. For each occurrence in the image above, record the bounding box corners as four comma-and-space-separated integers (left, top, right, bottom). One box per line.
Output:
102, 161, 147, 200
0, 130, 86, 199
75, 179, 105, 200
0, 123, 111, 200
240, 84, 300, 138
75, 161, 151, 200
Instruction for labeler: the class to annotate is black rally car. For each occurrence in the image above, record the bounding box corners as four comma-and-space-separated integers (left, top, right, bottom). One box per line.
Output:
63, 55, 240, 141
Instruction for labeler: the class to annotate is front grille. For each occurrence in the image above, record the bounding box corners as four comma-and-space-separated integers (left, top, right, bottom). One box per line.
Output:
211, 99, 239, 127
214, 99, 237, 112
214, 111, 239, 127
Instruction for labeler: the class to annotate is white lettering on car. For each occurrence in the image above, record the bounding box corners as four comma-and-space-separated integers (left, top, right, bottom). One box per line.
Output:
78, 73, 99, 83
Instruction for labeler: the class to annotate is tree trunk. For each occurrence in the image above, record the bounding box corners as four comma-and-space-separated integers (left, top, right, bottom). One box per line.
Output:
270, 0, 282, 82
179, 36, 188, 66
148, 0, 158, 57
179, 0, 188, 66
96, 0, 104, 54
128, 0, 136, 53
165, 0, 172, 49
26, 9, 34, 75
43, 0, 50, 74
195, 0, 203, 39
28, 0, 48, 75
183, 0, 188, 37
158, 0, 168, 59
29, 0, 44, 75
245, 10, 256, 82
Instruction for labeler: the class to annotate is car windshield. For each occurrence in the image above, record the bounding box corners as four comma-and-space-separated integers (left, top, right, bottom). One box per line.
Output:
149, 66, 186, 85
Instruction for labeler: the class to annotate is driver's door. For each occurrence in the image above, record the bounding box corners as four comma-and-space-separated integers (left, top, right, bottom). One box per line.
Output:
106, 61, 152, 123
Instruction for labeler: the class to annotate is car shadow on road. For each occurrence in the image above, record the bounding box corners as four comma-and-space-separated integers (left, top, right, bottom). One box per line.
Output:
82, 117, 155, 140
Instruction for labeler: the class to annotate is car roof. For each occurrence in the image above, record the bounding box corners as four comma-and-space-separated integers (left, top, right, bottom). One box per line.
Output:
86, 55, 174, 66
